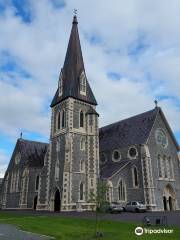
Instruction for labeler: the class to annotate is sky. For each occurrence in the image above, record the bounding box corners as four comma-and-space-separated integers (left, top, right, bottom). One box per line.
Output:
0, 0, 180, 177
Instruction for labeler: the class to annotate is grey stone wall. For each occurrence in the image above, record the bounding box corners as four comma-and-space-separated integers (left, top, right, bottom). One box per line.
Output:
147, 111, 180, 210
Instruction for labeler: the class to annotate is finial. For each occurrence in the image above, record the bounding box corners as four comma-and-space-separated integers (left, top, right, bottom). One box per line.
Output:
73, 9, 78, 24
154, 99, 158, 108
20, 132, 22, 139
74, 9, 77, 15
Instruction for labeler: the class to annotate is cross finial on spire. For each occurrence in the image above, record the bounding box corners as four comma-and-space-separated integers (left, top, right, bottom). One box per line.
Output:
74, 9, 77, 15
72, 10, 78, 24
154, 99, 158, 108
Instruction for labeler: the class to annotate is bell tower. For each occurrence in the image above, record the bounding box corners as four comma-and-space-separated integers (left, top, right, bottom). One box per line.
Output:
37, 15, 99, 211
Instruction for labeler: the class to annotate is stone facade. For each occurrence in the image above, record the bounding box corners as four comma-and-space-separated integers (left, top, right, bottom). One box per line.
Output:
0, 139, 47, 210
100, 109, 180, 211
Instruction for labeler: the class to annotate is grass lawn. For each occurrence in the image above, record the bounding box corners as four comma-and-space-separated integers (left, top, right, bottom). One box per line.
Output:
0, 212, 179, 240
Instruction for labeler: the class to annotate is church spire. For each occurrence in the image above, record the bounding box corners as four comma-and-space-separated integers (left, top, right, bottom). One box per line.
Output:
51, 15, 97, 107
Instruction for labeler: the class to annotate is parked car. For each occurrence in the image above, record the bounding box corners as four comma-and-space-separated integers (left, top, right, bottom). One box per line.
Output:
107, 202, 124, 213
124, 201, 147, 213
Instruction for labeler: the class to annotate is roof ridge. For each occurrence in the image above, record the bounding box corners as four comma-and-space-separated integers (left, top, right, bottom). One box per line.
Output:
100, 108, 158, 131
18, 138, 48, 145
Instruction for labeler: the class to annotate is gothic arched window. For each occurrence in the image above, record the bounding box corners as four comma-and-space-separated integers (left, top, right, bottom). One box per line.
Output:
62, 110, 65, 128
80, 138, 85, 150
132, 166, 138, 187
20, 169, 29, 205
118, 180, 126, 201
158, 154, 162, 178
57, 112, 61, 130
55, 160, 60, 180
35, 175, 39, 191
163, 155, 168, 178
80, 182, 84, 200
80, 111, 84, 128
80, 160, 85, 172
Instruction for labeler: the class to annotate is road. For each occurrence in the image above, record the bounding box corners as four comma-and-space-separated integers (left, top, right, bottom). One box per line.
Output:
1, 209, 180, 226
0, 224, 53, 240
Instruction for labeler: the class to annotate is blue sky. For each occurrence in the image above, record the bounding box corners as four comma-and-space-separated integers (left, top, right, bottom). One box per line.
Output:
0, 0, 180, 177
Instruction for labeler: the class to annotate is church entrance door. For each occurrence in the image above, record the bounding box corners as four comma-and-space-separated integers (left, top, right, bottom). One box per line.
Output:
169, 196, 173, 211
163, 196, 167, 211
163, 184, 176, 211
33, 196, 38, 210
54, 189, 61, 212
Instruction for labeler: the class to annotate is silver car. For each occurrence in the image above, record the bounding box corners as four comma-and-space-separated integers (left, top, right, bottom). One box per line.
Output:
125, 201, 147, 213
108, 202, 124, 213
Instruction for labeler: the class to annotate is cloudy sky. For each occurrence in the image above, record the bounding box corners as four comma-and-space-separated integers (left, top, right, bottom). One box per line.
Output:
0, 0, 180, 177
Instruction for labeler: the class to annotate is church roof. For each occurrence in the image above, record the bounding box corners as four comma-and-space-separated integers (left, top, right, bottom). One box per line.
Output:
14, 138, 48, 168
100, 107, 158, 152
100, 107, 179, 152
100, 160, 130, 179
51, 15, 97, 107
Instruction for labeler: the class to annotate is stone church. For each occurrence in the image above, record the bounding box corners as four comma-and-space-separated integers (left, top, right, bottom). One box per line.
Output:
0, 16, 180, 212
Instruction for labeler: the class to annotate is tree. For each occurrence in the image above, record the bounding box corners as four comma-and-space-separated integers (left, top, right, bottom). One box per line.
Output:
88, 180, 109, 237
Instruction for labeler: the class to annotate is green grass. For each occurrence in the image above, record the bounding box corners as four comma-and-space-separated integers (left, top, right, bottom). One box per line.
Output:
0, 212, 179, 240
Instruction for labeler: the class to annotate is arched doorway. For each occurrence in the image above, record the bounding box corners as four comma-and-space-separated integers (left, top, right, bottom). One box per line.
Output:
33, 196, 38, 210
163, 196, 167, 211
169, 196, 173, 211
54, 189, 61, 212
163, 184, 176, 211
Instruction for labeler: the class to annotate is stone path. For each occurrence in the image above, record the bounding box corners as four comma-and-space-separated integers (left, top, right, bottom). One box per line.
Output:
0, 224, 53, 240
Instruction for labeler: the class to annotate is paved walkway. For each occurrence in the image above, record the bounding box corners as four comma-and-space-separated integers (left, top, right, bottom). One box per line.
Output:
0, 224, 53, 240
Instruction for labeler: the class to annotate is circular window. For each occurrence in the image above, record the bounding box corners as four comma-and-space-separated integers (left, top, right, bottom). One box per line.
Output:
100, 153, 107, 164
112, 150, 121, 162
155, 129, 168, 148
128, 147, 137, 159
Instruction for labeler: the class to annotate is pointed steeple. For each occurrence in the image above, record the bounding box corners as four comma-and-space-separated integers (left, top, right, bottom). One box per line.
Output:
51, 15, 97, 107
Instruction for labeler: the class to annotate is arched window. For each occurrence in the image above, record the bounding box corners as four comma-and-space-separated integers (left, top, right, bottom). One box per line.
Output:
163, 155, 168, 178
20, 169, 29, 205
80, 138, 85, 150
80, 182, 84, 200
35, 175, 39, 191
80, 160, 85, 172
158, 154, 162, 178
168, 157, 174, 179
62, 110, 65, 128
55, 160, 60, 180
57, 112, 61, 130
80, 71, 86, 94
80, 111, 84, 128
132, 166, 138, 187
118, 180, 126, 201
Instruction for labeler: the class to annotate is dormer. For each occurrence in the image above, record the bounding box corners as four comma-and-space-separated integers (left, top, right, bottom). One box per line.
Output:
80, 71, 86, 96
58, 69, 63, 96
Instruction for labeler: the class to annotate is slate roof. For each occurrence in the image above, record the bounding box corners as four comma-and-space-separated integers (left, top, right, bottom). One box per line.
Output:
99, 108, 159, 152
51, 15, 97, 107
86, 106, 99, 116
100, 160, 130, 179
15, 138, 48, 167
